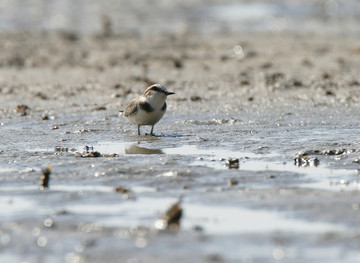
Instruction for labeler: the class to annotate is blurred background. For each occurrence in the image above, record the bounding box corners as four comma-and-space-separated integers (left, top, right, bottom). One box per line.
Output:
0, 0, 359, 35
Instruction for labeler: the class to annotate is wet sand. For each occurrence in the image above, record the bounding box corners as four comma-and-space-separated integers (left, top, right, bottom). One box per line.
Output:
1, 32, 360, 262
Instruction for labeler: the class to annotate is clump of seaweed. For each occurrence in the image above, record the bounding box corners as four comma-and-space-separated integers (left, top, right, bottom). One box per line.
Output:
75, 146, 118, 158
40, 166, 52, 189
114, 186, 136, 200
76, 146, 102, 158
155, 201, 183, 231
226, 158, 239, 169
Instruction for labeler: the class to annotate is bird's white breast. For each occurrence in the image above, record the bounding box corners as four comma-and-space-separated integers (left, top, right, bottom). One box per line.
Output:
129, 95, 166, 126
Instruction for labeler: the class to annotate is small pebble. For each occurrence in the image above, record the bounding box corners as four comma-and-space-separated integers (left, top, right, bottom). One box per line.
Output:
190, 96, 202, 101
227, 178, 238, 186
226, 158, 239, 169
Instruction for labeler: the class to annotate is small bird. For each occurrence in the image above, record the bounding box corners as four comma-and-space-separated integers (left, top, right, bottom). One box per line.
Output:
124, 84, 175, 135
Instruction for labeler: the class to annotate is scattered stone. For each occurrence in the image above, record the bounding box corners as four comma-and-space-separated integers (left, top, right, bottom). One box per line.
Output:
336, 57, 345, 65
114, 186, 130, 193
220, 55, 229, 61
113, 83, 123, 89
296, 149, 353, 157
40, 166, 52, 189
206, 254, 224, 262
76, 146, 102, 158
325, 90, 335, 96
190, 96, 202, 101
322, 72, 331, 79
192, 225, 204, 232
352, 158, 360, 164
155, 201, 183, 231
322, 149, 349, 155
227, 178, 238, 186
74, 146, 118, 158
240, 80, 250, 85
53, 210, 72, 216
334, 179, 350, 186
261, 62, 273, 69
55, 146, 69, 152
74, 128, 90, 134
226, 158, 239, 169
81, 151, 101, 158
92, 105, 107, 111
59, 31, 79, 42
266, 72, 285, 85
114, 186, 135, 199
294, 156, 319, 167
302, 59, 313, 67
103, 153, 119, 157
173, 58, 183, 69
122, 88, 132, 96
349, 80, 360, 86
289, 79, 303, 87
41, 114, 49, 120
111, 93, 121, 98
246, 51, 257, 58
7, 54, 25, 68
35, 92, 48, 100
174, 97, 187, 101
16, 104, 29, 116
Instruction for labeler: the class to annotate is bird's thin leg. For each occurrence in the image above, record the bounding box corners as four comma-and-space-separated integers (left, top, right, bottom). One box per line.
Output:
137, 125, 141, 135
150, 125, 154, 136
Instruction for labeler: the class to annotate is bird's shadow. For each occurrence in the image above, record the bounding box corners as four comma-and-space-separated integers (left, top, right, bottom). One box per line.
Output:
125, 143, 164, 154
142, 133, 184, 138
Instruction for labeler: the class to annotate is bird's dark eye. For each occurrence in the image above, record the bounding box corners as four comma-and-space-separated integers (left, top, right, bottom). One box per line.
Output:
151, 86, 162, 92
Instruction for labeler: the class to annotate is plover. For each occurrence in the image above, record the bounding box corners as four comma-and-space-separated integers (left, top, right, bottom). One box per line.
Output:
124, 84, 175, 135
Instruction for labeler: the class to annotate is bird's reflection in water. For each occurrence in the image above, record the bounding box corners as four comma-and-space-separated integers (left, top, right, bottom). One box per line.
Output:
125, 143, 164, 154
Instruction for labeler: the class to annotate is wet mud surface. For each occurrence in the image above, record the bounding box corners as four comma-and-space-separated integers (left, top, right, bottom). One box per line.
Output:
1, 32, 360, 262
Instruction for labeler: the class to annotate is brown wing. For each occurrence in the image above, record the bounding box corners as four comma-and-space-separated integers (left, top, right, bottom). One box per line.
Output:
124, 99, 138, 117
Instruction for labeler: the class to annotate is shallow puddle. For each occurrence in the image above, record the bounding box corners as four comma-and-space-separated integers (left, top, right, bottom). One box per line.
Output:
0, 192, 345, 235
26, 141, 360, 191
0, 196, 42, 220
90, 197, 345, 234
77, 142, 360, 191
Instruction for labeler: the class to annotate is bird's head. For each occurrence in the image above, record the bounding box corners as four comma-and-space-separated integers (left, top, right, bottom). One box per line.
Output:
143, 84, 175, 98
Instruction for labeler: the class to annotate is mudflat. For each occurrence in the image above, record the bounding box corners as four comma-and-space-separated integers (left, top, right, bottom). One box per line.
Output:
1, 32, 360, 262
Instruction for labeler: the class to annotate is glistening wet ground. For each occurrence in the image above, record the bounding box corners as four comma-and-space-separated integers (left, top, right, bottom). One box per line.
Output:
1, 7, 360, 258
2, 104, 360, 262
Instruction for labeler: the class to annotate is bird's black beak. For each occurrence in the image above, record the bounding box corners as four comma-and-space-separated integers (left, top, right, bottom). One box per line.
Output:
166, 91, 175, 96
